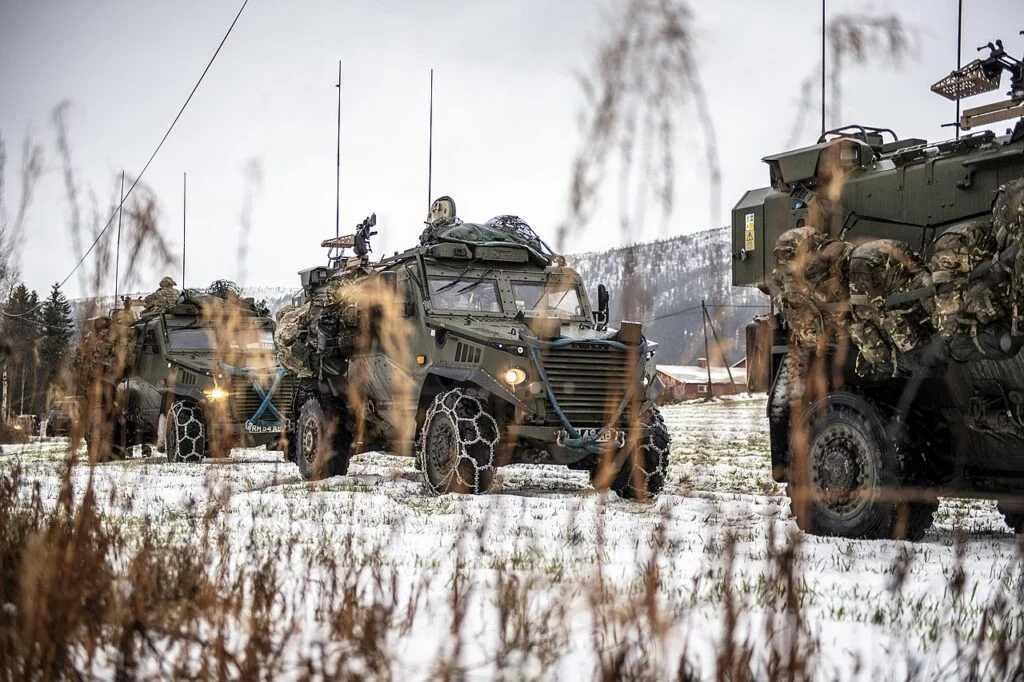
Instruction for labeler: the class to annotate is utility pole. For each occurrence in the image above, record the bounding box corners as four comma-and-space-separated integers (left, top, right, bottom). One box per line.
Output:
701, 300, 712, 400
704, 304, 735, 386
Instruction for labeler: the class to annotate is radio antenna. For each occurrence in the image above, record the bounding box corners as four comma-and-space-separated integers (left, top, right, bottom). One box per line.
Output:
821, 0, 826, 134
182, 171, 187, 290
427, 68, 434, 211
114, 170, 124, 303
335, 59, 342, 238
955, 0, 963, 139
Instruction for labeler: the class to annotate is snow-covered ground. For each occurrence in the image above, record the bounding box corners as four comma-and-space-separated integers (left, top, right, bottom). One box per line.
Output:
3, 397, 1022, 680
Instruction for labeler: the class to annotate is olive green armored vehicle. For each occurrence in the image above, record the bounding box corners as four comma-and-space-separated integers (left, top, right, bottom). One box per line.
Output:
734, 37, 1024, 540
276, 198, 670, 498
89, 284, 291, 461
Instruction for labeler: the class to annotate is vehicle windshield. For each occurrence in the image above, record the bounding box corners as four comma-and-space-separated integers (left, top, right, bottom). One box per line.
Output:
512, 281, 585, 318
167, 326, 275, 352
428, 276, 502, 313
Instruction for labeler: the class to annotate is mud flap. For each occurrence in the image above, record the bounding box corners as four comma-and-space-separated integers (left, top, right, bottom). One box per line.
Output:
156, 413, 167, 453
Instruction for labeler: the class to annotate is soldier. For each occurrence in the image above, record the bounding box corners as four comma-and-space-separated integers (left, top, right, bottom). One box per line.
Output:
419, 196, 462, 244
848, 239, 933, 374
143, 276, 181, 312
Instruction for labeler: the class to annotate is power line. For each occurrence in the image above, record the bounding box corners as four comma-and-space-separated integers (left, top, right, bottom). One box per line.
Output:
58, 0, 250, 291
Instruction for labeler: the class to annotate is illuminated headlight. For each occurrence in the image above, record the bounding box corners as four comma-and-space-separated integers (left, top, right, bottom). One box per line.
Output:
643, 374, 650, 387
502, 367, 527, 387
204, 386, 229, 402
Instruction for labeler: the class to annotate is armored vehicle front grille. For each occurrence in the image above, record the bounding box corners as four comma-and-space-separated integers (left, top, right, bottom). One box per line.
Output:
229, 374, 294, 423
540, 344, 641, 427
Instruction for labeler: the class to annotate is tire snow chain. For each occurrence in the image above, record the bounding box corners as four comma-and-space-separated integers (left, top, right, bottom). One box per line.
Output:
419, 388, 499, 494
171, 402, 204, 462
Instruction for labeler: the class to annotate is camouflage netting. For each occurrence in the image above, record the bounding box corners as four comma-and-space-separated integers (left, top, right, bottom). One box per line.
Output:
274, 304, 311, 376
206, 279, 242, 300
419, 217, 554, 260
275, 272, 369, 377
848, 239, 933, 368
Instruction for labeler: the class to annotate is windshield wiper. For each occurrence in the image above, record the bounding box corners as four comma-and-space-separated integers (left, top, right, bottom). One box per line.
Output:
528, 286, 573, 313
436, 262, 479, 293
457, 268, 494, 295
549, 288, 573, 311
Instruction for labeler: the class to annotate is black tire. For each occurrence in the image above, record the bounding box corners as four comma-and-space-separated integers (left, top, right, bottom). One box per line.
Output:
893, 439, 939, 542
294, 396, 352, 481
418, 389, 498, 494
165, 401, 207, 463
109, 417, 130, 461
788, 392, 910, 540
591, 407, 670, 501
998, 501, 1024, 534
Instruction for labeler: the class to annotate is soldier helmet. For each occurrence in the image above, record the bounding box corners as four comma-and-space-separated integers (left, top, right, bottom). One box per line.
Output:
427, 196, 456, 225
159, 276, 177, 289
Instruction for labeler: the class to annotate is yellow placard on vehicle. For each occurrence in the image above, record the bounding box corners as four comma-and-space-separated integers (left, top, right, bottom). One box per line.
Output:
744, 213, 756, 251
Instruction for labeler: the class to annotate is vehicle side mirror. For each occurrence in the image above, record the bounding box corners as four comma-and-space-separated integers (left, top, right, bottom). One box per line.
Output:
596, 284, 610, 327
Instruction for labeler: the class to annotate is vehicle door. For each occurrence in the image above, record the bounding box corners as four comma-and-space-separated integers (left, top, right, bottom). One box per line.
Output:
130, 320, 167, 422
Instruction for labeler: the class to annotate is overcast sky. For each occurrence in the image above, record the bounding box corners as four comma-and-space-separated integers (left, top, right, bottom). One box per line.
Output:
1, 0, 1022, 299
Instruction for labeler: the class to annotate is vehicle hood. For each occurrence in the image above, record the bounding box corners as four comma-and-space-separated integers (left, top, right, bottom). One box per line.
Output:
432, 316, 655, 350
168, 353, 278, 377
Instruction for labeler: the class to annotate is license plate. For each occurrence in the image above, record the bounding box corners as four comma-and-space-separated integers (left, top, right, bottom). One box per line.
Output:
556, 427, 625, 448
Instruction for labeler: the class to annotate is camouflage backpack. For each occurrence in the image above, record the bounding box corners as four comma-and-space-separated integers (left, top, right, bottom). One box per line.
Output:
929, 218, 1004, 338
848, 239, 933, 370
770, 227, 852, 349
992, 178, 1024, 334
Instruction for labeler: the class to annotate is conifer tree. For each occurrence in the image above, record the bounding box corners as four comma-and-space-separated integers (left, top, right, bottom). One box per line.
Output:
40, 282, 73, 396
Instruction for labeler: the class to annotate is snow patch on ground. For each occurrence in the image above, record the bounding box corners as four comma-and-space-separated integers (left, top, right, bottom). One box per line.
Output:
2, 399, 1020, 680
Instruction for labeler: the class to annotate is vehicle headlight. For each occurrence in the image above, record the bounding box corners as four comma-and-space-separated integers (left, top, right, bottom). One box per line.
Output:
204, 386, 229, 402
502, 367, 527, 387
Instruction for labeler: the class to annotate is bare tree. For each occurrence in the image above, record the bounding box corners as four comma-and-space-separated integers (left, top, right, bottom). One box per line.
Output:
0, 131, 44, 298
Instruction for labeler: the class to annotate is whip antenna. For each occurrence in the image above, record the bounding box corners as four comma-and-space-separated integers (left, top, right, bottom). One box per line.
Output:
956, 0, 963, 139
428, 68, 434, 211
821, 0, 826, 134
114, 170, 124, 303
182, 171, 187, 289
335, 59, 342, 238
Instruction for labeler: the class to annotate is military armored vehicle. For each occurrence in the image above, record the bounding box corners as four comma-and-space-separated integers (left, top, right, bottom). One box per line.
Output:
276, 198, 670, 498
733, 36, 1024, 539
85, 284, 291, 461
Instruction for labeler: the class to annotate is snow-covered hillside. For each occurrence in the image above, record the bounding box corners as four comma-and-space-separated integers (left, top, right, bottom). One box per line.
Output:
568, 227, 766, 364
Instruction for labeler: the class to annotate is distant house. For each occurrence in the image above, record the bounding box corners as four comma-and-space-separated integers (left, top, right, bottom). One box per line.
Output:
656, 359, 748, 403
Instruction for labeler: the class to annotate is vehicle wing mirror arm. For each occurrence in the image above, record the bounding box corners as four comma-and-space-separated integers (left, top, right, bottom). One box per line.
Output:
596, 283, 610, 329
